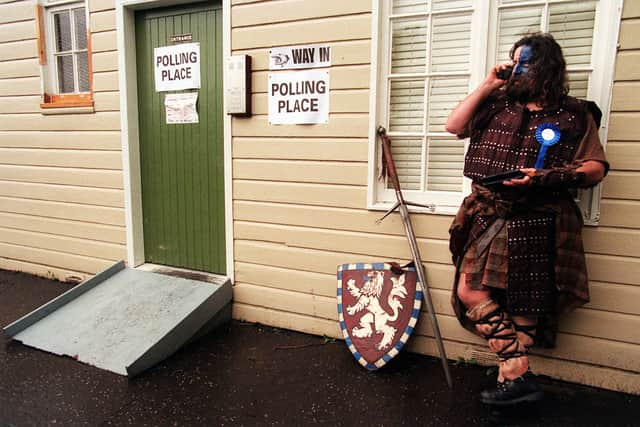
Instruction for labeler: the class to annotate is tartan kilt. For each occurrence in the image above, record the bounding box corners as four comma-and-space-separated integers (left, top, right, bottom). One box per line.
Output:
450, 187, 590, 347
460, 221, 508, 290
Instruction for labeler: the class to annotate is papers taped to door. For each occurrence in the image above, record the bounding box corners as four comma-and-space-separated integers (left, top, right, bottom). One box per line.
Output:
165, 92, 199, 124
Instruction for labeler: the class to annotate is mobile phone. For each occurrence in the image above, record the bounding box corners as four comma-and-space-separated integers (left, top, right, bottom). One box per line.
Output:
480, 170, 525, 189
496, 66, 513, 80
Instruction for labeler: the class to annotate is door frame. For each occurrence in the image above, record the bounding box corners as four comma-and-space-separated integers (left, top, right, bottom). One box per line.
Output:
116, 0, 234, 281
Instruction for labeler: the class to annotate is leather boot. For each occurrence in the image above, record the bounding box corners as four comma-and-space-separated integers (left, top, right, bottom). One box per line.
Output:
480, 371, 544, 406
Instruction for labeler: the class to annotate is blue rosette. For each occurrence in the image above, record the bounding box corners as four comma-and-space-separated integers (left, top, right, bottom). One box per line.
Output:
534, 123, 561, 169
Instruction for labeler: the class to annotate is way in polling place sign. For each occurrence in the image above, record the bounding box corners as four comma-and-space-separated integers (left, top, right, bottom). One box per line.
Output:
269, 44, 331, 70
154, 43, 201, 92
268, 70, 329, 125
268, 43, 331, 125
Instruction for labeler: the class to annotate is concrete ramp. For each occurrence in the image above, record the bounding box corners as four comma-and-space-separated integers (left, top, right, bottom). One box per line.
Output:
3, 261, 231, 377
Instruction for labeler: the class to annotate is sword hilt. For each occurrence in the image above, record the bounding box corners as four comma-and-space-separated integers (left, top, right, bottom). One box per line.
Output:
376, 200, 436, 224
377, 127, 403, 197
375, 201, 401, 224
405, 200, 436, 211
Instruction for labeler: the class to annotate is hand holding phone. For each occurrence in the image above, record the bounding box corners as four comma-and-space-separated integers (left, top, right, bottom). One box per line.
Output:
496, 66, 513, 80
480, 170, 525, 190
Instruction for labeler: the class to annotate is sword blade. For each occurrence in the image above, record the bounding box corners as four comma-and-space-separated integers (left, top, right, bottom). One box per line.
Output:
398, 202, 453, 389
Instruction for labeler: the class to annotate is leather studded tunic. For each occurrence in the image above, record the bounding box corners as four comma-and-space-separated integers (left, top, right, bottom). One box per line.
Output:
460, 91, 603, 181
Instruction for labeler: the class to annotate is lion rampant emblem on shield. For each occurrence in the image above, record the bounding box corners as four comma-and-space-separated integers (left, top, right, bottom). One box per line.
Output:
346, 270, 408, 350
337, 263, 421, 370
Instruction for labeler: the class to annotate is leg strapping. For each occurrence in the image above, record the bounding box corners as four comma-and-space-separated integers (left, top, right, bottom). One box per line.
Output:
513, 321, 537, 350
466, 300, 531, 381
475, 307, 526, 360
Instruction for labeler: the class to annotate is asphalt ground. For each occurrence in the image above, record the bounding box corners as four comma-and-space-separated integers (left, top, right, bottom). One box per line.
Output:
1, 269, 639, 426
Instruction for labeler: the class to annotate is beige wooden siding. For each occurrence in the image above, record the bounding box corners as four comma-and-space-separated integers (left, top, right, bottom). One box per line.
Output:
230, 0, 640, 394
0, 0, 123, 282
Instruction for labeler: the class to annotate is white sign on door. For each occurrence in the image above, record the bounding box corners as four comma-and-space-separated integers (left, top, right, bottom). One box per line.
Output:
268, 70, 329, 125
165, 92, 199, 124
269, 44, 331, 70
154, 43, 201, 92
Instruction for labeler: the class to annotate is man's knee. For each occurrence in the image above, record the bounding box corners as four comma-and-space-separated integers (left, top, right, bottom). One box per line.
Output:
456, 274, 490, 307
456, 280, 471, 304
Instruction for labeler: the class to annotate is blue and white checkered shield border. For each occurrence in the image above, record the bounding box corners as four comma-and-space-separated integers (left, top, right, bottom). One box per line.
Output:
337, 262, 422, 370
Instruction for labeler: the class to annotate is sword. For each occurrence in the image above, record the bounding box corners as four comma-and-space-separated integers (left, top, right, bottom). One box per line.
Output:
376, 126, 453, 389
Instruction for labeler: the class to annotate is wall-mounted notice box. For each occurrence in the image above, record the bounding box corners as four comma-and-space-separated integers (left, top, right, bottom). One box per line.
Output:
225, 55, 251, 116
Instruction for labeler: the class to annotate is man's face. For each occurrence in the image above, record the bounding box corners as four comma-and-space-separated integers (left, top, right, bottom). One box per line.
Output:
513, 45, 532, 76
505, 44, 535, 103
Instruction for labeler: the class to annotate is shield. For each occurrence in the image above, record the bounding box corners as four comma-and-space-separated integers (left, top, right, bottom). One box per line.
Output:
337, 263, 422, 370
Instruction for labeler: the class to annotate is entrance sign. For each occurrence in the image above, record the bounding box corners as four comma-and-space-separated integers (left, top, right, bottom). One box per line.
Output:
154, 43, 201, 91
269, 44, 331, 70
169, 33, 193, 43
164, 92, 199, 124
268, 70, 329, 125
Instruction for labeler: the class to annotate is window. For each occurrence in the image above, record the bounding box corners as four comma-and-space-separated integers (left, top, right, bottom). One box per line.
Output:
370, 0, 622, 223
37, 1, 93, 109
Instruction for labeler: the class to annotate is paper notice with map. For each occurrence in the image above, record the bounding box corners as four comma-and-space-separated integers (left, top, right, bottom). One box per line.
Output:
165, 92, 199, 124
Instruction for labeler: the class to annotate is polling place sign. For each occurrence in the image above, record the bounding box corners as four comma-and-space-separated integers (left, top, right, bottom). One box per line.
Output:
154, 43, 201, 92
268, 70, 329, 124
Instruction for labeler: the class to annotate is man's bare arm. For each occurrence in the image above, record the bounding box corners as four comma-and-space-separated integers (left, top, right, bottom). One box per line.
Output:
445, 63, 511, 135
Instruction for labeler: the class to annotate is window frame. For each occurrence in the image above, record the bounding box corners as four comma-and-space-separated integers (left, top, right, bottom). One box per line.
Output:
368, 0, 623, 224
37, 0, 94, 110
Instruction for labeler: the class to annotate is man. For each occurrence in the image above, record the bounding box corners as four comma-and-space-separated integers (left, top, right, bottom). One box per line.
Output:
445, 33, 608, 406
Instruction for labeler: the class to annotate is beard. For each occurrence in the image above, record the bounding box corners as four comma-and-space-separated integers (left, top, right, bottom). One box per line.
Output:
505, 75, 534, 105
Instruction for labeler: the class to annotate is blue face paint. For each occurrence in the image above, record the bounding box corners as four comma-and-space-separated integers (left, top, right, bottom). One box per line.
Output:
513, 45, 532, 75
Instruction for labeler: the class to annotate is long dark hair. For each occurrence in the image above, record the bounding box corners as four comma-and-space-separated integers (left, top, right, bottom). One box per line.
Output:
509, 33, 568, 107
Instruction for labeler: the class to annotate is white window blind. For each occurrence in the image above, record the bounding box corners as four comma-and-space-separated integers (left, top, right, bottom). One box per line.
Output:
496, 7, 543, 61
381, 1, 472, 199
45, 2, 90, 95
549, 1, 597, 99
370, 0, 621, 222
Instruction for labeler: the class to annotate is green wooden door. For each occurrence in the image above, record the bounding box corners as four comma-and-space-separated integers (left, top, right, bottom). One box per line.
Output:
135, 2, 225, 274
